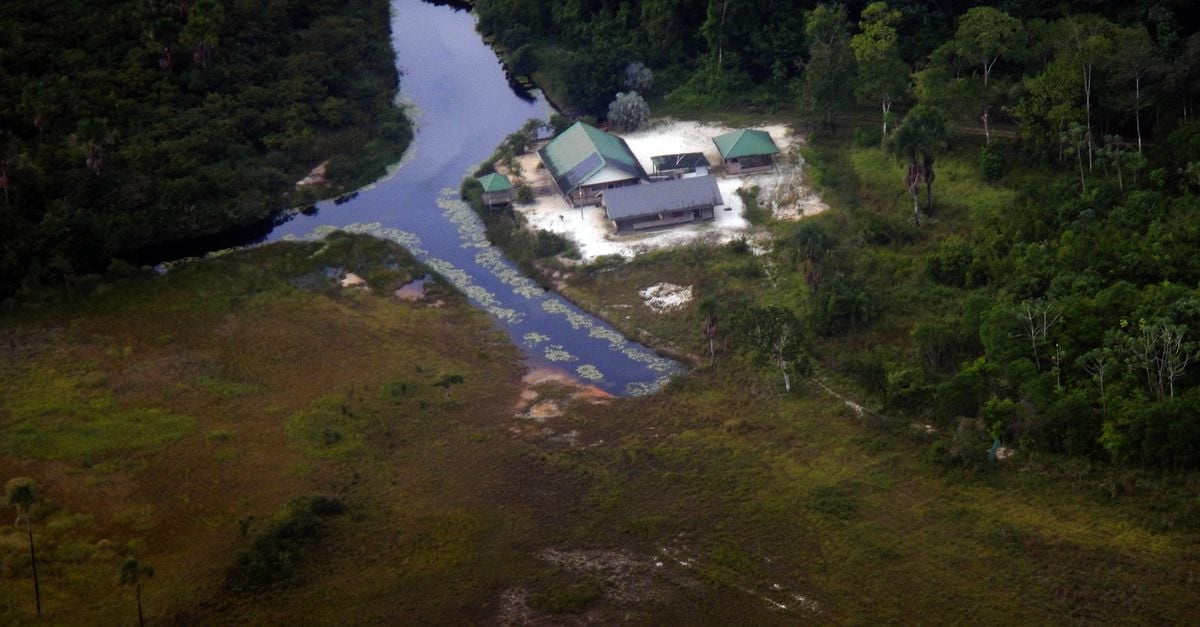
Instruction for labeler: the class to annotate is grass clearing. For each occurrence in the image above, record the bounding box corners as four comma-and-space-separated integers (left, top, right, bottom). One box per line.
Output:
2, 226, 1198, 623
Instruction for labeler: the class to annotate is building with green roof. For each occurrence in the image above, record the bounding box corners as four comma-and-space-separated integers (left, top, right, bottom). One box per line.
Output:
537, 121, 646, 206
712, 129, 779, 174
477, 172, 513, 206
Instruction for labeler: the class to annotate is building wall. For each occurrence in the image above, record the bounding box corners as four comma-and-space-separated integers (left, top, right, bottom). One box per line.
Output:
725, 154, 774, 175
571, 178, 640, 206
612, 205, 716, 232
482, 190, 512, 206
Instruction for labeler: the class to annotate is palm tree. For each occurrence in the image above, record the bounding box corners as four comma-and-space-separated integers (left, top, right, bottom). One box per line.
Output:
6, 477, 41, 616
889, 105, 947, 224
698, 294, 719, 363
74, 118, 111, 176
121, 557, 155, 627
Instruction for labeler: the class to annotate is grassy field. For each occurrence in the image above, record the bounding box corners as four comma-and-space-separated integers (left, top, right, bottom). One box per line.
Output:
2, 229, 1199, 624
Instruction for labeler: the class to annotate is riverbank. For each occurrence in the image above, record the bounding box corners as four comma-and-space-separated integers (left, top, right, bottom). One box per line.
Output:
1, 0, 412, 303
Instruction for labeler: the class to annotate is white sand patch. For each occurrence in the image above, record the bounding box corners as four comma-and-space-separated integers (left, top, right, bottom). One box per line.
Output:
512, 119, 826, 262
639, 282, 693, 313
295, 160, 329, 188
339, 272, 367, 288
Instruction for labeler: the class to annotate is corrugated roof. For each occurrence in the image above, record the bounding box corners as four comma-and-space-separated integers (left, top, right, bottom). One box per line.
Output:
477, 172, 513, 192
603, 175, 723, 220
651, 152, 710, 172
538, 122, 644, 193
713, 129, 779, 160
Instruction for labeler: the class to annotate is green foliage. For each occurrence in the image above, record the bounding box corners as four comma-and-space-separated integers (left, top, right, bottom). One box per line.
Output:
227, 496, 346, 592
533, 230, 569, 258
925, 236, 989, 288
806, 485, 858, 520
284, 396, 369, 460
799, 4, 856, 130
0, 0, 411, 298
853, 126, 884, 148
0, 368, 196, 461
809, 275, 875, 336
978, 144, 1008, 181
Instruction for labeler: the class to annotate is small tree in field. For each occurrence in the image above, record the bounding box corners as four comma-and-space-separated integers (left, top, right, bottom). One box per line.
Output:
889, 105, 947, 223
121, 557, 155, 627
733, 306, 811, 392
698, 294, 720, 363
6, 477, 41, 616
433, 374, 465, 398
607, 91, 649, 132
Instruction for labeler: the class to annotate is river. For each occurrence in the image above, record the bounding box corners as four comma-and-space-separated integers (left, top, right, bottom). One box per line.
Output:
258, 0, 680, 395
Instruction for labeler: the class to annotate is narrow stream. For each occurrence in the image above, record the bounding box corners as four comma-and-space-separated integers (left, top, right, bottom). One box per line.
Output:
262, 0, 681, 395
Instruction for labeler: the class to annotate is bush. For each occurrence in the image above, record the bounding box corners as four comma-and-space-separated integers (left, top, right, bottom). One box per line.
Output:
516, 184, 534, 204
533, 230, 569, 258
925, 236, 988, 288
979, 144, 1008, 181
227, 496, 346, 592
853, 126, 883, 148
809, 275, 875, 335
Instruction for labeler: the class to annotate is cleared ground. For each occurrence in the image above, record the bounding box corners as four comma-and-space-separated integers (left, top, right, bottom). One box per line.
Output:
510, 120, 825, 261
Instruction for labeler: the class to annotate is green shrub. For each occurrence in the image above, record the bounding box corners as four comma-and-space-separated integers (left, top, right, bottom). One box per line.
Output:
227, 496, 346, 592
533, 230, 569, 258
853, 125, 883, 148
978, 144, 1008, 181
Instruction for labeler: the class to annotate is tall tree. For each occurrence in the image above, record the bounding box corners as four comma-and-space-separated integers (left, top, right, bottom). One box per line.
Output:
889, 105, 947, 223
951, 7, 1024, 144
1060, 15, 1115, 170
121, 557, 155, 627
181, 0, 225, 69
851, 2, 909, 140
1112, 26, 1156, 153
799, 4, 855, 132
6, 477, 41, 616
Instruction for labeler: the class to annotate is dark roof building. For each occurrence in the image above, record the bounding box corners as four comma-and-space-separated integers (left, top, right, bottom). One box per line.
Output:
602, 175, 723, 232
537, 121, 645, 206
651, 152, 710, 177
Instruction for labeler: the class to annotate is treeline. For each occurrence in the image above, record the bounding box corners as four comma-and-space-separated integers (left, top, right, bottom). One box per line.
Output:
477, 0, 1200, 468
475, 0, 1199, 127
0, 0, 411, 300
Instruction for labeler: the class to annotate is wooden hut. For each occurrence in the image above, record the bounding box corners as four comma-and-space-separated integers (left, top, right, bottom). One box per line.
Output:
713, 129, 779, 175
478, 172, 514, 207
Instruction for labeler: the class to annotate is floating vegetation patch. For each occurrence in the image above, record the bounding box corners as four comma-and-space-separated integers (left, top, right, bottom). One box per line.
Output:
544, 344, 577, 363
576, 364, 604, 381
523, 332, 550, 345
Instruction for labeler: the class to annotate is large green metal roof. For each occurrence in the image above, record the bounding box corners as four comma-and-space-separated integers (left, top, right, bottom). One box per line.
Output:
713, 129, 779, 160
537, 122, 644, 192
477, 172, 513, 192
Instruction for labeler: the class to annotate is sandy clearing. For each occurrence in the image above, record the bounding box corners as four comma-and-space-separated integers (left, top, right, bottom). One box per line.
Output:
511, 119, 826, 261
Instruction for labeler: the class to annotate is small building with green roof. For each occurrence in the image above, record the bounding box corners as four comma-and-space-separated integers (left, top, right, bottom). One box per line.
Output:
713, 129, 779, 175
477, 172, 514, 207
537, 121, 646, 206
